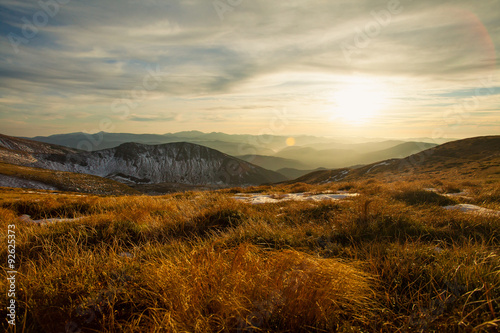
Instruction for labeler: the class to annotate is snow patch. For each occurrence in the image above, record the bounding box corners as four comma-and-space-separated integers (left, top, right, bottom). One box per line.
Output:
321, 170, 350, 184
365, 161, 392, 174
233, 192, 359, 204
424, 188, 472, 199
443, 204, 500, 217
19, 214, 85, 225
443, 191, 471, 199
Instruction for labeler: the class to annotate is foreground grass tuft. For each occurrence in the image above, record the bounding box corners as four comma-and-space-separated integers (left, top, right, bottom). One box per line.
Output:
393, 188, 456, 206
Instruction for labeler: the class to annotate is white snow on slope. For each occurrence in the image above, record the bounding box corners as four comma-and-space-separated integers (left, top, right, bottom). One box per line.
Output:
424, 188, 472, 199
443, 204, 500, 217
321, 170, 350, 184
233, 192, 359, 204
19, 214, 84, 225
365, 161, 392, 174
443, 192, 471, 199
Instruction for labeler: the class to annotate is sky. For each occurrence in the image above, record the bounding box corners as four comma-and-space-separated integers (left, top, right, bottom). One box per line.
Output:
0, 0, 499, 140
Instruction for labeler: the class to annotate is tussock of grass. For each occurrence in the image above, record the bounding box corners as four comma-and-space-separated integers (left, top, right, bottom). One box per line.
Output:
2, 196, 97, 219
139, 244, 376, 332
393, 188, 456, 206
181, 207, 247, 237
477, 185, 500, 203
440, 183, 462, 194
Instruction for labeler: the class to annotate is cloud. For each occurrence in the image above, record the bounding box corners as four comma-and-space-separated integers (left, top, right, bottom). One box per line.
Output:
0, 0, 499, 137
128, 113, 180, 122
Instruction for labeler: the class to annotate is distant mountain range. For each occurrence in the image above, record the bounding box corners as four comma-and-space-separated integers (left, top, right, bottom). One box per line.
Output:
273, 141, 438, 169
26, 131, 442, 170
27, 131, 336, 153
0, 134, 286, 193
1, 132, 491, 194
26, 131, 294, 156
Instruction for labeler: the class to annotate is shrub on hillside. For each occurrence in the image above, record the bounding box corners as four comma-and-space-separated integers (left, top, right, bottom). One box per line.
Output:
393, 189, 455, 206
182, 207, 247, 236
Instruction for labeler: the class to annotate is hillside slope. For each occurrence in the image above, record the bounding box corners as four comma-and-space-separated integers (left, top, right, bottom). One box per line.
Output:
357, 142, 437, 164
0, 162, 138, 195
293, 136, 500, 184
0, 133, 78, 165
0, 133, 78, 154
275, 141, 437, 169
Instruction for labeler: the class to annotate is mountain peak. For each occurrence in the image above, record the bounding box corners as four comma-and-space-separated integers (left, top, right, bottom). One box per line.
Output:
0, 134, 287, 189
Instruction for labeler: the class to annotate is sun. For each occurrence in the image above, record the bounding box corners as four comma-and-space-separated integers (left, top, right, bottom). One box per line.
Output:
331, 79, 388, 125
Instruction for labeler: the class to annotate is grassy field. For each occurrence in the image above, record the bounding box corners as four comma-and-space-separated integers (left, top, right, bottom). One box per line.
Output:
1, 179, 499, 332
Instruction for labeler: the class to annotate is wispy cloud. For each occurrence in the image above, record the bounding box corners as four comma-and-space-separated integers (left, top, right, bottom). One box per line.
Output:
128, 113, 180, 122
0, 0, 498, 137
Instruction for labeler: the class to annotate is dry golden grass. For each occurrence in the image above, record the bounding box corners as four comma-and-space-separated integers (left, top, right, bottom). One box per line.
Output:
135, 244, 376, 332
1, 178, 499, 332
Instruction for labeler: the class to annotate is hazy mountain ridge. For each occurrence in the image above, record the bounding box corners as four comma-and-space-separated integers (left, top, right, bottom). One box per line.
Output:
292, 136, 500, 184
274, 142, 438, 169
357, 142, 437, 164
276, 167, 326, 180
28, 132, 279, 156
236, 154, 310, 171
25, 132, 450, 174
0, 135, 287, 188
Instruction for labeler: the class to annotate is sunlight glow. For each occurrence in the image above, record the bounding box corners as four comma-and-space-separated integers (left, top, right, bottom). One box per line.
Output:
331, 78, 389, 125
